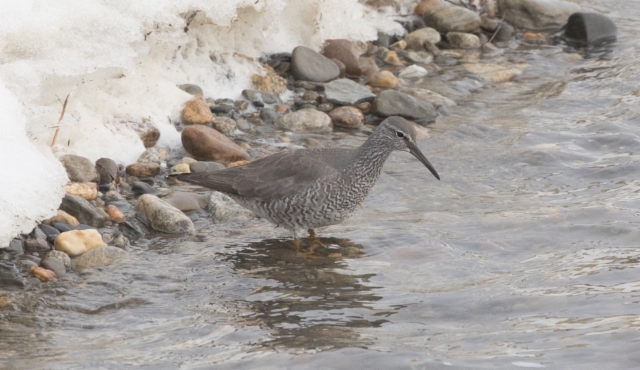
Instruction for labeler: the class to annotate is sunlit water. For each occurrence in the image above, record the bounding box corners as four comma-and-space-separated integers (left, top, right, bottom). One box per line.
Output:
2, 2, 640, 369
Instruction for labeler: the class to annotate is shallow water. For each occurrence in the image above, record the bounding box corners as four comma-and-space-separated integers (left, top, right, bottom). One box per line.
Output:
3, 2, 640, 369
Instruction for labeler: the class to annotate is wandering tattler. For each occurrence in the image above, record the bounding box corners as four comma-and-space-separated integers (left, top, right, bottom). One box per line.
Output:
175, 116, 440, 247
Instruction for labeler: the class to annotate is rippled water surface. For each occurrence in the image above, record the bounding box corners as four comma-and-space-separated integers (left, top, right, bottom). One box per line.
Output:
3, 1, 640, 369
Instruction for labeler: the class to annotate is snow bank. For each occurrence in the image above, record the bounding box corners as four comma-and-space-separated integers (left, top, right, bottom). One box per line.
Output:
0, 0, 403, 246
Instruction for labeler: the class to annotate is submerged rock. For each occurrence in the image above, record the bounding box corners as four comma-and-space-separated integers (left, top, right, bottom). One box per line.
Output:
30, 266, 55, 282
208, 192, 255, 223
181, 125, 250, 164
137, 194, 195, 234
372, 90, 437, 121
59, 155, 99, 183
276, 109, 332, 133
74, 246, 128, 270
291, 46, 340, 82
424, 5, 481, 33
163, 192, 209, 212
41, 257, 66, 277
399, 65, 430, 79
324, 78, 376, 106
499, 0, 580, 30
463, 63, 526, 83
402, 87, 456, 107
564, 12, 617, 44
54, 229, 106, 257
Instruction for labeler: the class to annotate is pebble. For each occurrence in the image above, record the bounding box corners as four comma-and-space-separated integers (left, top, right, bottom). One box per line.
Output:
46, 210, 80, 227
251, 65, 288, 94
64, 182, 98, 200
322, 39, 362, 76
40, 224, 61, 244
495, 22, 516, 42
399, 65, 430, 79
169, 163, 191, 175
211, 117, 237, 135
105, 205, 126, 222
447, 32, 481, 49
163, 191, 210, 212
113, 234, 129, 249
291, 46, 340, 82
46, 250, 71, 268
228, 160, 250, 168
523, 32, 547, 44
41, 257, 66, 277
389, 40, 407, 51
317, 102, 334, 112
372, 89, 437, 121
383, 51, 403, 65
95, 158, 119, 184
356, 102, 371, 112
103, 190, 124, 201
359, 57, 380, 79
330, 58, 346, 78
59, 194, 108, 228
463, 63, 526, 83
564, 12, 617, 44
414, 0, 445, 16
405, 50, 434, 64
305, 137, 323, 148
275, 104, 291, 114
500, 0, 580, 31
423, 5, 481, 33
25, 238, 50, 252
329, 107, 365, 128
136, 194, 195, 234
324, 78, 376, 106
403, 87, 456, 107
181, 95, 213, 125
260, 107, 279, 124
208, 192, 255, 223
75, 224, 95, 231
73, 246, 129, 270
129, 118, 161, 148
368, 71, 399, 88
51, 221, 74, 233
126, 162, 160, 178
137, 147, 168, 165
405, 27, 441, 50
59, 155, 99, 183
54, 229, 105, 257
132, 181, 159, 196
181, 125, 251, 164
178, 83, 204, 96
189, 161, 225, 174
276, 109, 332, 133
30, 266, 55, 282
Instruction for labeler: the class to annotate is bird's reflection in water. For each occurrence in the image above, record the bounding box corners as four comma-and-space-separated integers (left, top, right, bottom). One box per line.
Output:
222, 237, 391, 351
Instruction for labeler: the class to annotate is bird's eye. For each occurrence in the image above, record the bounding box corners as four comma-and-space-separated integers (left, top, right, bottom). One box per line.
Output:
396, 131, 405, 138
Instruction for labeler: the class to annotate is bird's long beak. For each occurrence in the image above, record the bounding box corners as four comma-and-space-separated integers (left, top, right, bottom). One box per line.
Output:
406, 140, 440, 180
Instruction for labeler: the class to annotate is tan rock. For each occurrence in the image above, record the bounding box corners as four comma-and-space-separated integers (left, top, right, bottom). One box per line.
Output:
228, 160, 250, 168
323, 39, 362, 76
383, 51, 403, 66
126, 162, 161, 178
169, 163, 191, 175
251, 65, 287, 94
137, 194, 195, 234
122, 118, 160, 148
182, 157, 197, 164
463, 63, 527, 83
356, 102, 371, 112
390, 40, 407, 51
181, 95, 213, 125
368, 70, 399, 88
64, 182, 98, 200
275, 104, 291, 113
212, 116, 237, 135
104, 205, 125, 222
30, 266, 56, 282
181, 125, 251, 164
45, 210, 80, 227
405, 27, 441, 50
415, 0, 445, 16
55, 229, 106, 257
276, 109, 332, 133
359, 57, 380, 79
329, 107, 365, 128
523, 32, 547, 44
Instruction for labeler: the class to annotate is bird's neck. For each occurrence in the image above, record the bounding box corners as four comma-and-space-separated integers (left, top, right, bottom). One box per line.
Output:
351, 131, 394, 181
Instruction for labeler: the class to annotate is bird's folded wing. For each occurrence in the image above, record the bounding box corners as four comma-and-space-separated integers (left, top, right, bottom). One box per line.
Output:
175, 151, 340, 201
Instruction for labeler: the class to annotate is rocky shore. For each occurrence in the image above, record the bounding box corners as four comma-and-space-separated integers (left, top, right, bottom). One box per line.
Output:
0, 0, 616, 288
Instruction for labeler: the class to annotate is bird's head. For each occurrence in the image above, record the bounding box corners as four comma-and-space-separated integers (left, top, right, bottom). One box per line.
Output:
379, 116, 440, 180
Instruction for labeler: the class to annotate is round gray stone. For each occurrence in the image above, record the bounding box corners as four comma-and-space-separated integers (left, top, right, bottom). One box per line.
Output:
372, 90, 437, 121
291, 46, 340, 83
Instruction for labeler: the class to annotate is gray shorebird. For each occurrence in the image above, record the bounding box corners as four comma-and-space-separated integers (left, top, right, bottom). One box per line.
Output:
175, 116, 440, 248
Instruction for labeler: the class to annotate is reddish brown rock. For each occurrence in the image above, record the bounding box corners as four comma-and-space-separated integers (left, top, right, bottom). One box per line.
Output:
30, 266, 56, 282
323, 39, 362, 76
181, 95, 213, 125
368, 70, 399, 88
329, 107, 365, 128
181, 125, 250, 164
126, 162, 160, 178
414, 0, 445, 16
105, 205, 125, 222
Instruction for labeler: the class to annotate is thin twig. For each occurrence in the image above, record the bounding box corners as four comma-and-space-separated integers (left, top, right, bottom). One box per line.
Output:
51, 94, 69, 147
485, 14, 506, 46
